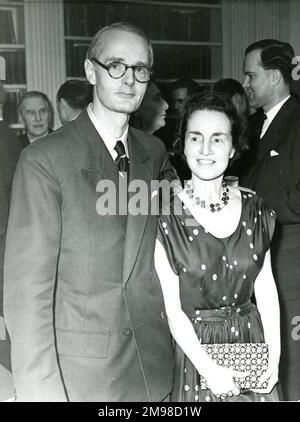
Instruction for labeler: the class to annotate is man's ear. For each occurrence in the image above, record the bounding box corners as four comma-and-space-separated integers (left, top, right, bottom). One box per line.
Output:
59, 98, 69, 121
60, 98, 69, 112
229, 147, 236, 159
271, 69, 282, 87
84, 58, 96, 86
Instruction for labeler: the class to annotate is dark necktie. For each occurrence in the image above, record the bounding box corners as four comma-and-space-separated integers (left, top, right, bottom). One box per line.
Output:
114, 140, 129, 172
259, 113, 267, 139
258, 111, 267, 139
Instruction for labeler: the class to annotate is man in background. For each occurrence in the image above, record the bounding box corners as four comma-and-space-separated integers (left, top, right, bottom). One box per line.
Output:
170, 78, 199, 119
167, 79, 199, 185
56, 79, 93, 125
18, 91, 53, 147
241, 39, 300, 401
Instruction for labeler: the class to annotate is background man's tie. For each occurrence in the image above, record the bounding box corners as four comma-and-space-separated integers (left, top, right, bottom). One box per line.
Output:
259, 112, 267, 139
114, 140, 129, 172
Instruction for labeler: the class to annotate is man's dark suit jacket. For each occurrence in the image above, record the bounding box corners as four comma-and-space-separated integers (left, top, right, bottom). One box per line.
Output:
240, 95, 300, 297
240, 95, 300, 400
0, 121, 21, 371
4, 110, 174, 402
18, 133, 29, 149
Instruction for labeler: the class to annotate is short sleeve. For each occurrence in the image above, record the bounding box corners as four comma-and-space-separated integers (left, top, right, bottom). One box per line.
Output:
259, 199, 276, 251
157, 215, 181, 275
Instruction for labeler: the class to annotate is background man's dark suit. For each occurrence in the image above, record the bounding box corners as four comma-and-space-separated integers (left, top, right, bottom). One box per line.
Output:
0, 121, 21, 386
4, 110, 174, 401
240, 96, 300, 401
17, 133, 30, 149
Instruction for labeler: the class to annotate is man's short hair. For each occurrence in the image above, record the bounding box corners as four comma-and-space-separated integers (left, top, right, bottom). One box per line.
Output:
245, 39, 295, 84
18, 91, 52, 114
86, 22, 153, 67
213, 78, 246, 98
57, 79, 93, 110
171, 78, 199, 96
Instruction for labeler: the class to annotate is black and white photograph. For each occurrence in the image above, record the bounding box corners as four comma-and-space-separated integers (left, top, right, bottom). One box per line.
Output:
0, 0, 300, 407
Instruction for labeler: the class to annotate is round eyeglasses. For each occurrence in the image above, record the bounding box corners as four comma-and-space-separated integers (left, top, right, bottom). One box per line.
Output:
91, 57, 152, 83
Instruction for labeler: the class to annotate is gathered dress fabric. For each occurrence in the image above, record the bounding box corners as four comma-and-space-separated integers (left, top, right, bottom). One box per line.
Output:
157, 192, 280, 402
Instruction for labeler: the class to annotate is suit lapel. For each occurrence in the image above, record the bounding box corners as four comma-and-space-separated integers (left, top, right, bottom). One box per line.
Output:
78, 110, 120, 190
246, 97, 295, 183
122, 129, 153, 285
74, 112, 153, 285
76, 111, 127, 236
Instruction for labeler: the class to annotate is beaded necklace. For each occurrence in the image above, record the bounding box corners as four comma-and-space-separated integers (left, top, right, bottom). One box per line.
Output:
185, 181, 230, 212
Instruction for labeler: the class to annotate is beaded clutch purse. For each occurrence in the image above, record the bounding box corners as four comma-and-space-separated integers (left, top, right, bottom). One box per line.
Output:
200, 342, 269, 390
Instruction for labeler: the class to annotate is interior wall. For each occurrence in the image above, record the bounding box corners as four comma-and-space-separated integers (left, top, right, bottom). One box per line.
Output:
24, 0, 65, 129
288, 0, 300, 55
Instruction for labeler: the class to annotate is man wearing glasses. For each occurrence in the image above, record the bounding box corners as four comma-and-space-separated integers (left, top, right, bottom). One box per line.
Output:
4, 22, 174, 401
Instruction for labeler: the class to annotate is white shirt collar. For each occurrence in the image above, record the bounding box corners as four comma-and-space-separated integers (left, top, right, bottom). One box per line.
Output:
265, 95, 291, 125
87, 103, 129, 160
28, 130, 50, 143
260, 95, 290, 139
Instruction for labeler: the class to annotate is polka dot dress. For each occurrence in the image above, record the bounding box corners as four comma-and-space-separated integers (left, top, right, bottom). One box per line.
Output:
157, 193, 279, 402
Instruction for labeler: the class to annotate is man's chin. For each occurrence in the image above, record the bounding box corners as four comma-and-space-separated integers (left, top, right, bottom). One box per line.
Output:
115, 105, 139, 114
31, 130, 48, 138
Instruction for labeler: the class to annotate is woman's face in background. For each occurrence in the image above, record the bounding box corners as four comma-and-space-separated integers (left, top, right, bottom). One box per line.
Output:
137, 81, 169, 134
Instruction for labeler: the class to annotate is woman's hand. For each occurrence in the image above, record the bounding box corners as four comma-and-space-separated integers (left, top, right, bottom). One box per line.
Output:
250, 353, 279, 394
204, 364, 248, 398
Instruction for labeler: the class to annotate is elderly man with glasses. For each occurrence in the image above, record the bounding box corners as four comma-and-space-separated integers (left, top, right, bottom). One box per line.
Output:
4, 22, 175, 402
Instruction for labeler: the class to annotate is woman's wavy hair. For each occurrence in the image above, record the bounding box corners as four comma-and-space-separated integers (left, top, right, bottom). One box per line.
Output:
178, 90, 249, 162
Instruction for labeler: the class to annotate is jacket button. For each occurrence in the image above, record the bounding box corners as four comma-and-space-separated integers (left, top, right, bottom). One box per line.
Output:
121, 328, 131, 336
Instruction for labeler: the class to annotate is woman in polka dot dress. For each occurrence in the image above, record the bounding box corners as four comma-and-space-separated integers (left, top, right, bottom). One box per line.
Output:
155, 91, 280, 402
